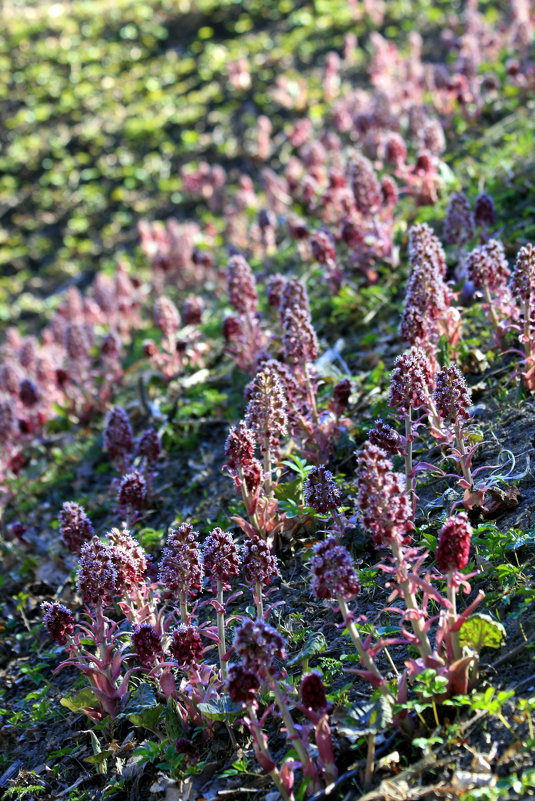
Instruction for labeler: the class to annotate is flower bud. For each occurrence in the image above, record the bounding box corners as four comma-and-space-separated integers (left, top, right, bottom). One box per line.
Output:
435, 513, 472, 572
226, 664, 260, 703
169, 625, 204, 668
301, 672, 328, 711
132, 622, 163, 667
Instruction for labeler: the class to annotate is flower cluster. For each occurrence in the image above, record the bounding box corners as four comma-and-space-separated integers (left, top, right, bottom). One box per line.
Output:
435, 513, 473, 573
242, 535, 280, 588
400, 223, 451, 353
433, 365, 472, 424
41, 601, 75, 645
310, 537, 360, 600
356, 442, 412, 546
233, 618, 286, 672
389, 347, 434, 412
59, 502, 94, 555
226, 664, 260, 704
107, 526, 148, 596
203, 528, 241, 591
118, 470, 147, 514
169, 625, 204, 668
103, 406, 134, 470
466, 240, 510, 291
303, 465, 341, 514
300, 672, 328, 711
444, 191, 475, 248
132, 622, 163, 667
368, 420, 402, 454
159, 523, 204, 598
76, 537, 118, 608
245, 363, 288, 461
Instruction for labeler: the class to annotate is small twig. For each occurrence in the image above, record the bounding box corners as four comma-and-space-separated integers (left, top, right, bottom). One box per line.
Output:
491, 640, 531, 668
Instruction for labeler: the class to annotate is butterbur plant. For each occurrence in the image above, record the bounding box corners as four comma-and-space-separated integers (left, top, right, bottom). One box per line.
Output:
466, 239, 513, 337
432, 364, 474, 490
158, 523, 204, 623
103, 406, 134, 473
510, 243, 535, 391
353, 444, 487, 706
42, 537, 138, 720
229, 618, 337, 797
310, 537, 390, 694
59, 501, 94, 555
203, 527, 240, 680
224, 254, 266, 372
242, 534, 280, 617
245, 362, 288, 496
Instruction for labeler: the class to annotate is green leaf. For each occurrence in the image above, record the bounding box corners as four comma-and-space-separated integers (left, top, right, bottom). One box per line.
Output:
198, 696, 242, 722
274, 476, 303, 504
60, 688, 100, 713
117, 684, 162, 731
459, 614, 506, 652
165, 697, 186, 740
84, 750, 113, 766
121, 683, 157, 714
287, 633, 327, 667
336, 696, 393, 740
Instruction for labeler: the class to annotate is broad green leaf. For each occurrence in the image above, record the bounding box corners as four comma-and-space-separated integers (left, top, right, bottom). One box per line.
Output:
274, 476, 303, 504
336, 696, 393, 740
84, 750, 113, 766
459, 614, 506, 652
287, 633, 327, 667
60, 687, 100, 713
198, 696, 242, 722
121, 683, 157, 714
165, 697, 186, 739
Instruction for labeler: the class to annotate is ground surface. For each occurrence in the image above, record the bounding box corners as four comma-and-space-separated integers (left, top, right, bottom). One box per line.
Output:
1, 1, 535, 800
